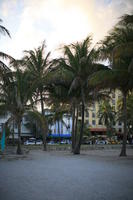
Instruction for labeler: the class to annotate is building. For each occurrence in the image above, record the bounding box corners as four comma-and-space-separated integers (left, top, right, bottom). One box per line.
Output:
0, 90, 123, 140
48, 114, 72, 138
0, 112, 72, 140
78, 90, 123, 136
0, 114, 32, 139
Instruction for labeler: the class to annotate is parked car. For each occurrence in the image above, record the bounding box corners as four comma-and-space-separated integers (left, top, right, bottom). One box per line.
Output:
96, 140, 106, 145
60, 139, 71, 144
47, 140, 55, 145
24, 138, 43, 145
36, 139, 43, 145
60, 140, 67, 144
24, 139, 35, 145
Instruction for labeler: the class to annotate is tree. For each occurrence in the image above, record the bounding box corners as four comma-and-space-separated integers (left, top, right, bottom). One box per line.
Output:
0, 19, 13, 71
90, 13, 133, 156
117, 93, 133, 138
0, 19, 10, 38
0, 69, 34, 154
22, 42, 51, 116
98, 100, 115, 137
52, 36, 106, 154
26, 110, 48, 150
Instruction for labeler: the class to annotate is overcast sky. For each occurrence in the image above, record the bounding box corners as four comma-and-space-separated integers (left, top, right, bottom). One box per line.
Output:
0, 0, 133, 59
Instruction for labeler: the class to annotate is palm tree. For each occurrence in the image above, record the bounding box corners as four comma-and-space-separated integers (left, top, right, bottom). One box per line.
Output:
0, 68, 34, 154
0, 19, 13, 71
117, 93, 133, 138
45, 65, 77, 150
25, 110, 48, 149
22, 42, 51, 116
98, 100, 115, 137
91, 13, 133, 156
0, 19, 10, 37
46, 80, 72, 137
52, 36, 106, 154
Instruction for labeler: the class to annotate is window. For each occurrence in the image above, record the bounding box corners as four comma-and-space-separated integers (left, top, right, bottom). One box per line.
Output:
14, 123, 17, 129
92, 103, 95, 111
92, 120, 96, 126
112, 92, 115, 98
118, 121, 122, 126
86, 120, 89, 125
112, 99, 115, 105
86, 110, 89, 117
92, 112, 95, 118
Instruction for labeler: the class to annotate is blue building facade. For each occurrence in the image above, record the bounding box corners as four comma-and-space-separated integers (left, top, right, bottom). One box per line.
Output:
48, 114, 72, 138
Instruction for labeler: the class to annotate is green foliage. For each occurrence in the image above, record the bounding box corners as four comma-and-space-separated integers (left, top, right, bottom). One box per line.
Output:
98, 100, 115, 137
117, 93, 133, 133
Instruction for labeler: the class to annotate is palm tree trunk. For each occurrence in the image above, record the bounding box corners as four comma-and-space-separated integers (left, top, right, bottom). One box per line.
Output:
73, 101, 85, 154
42, 118, 48, 151
71, 103, 76, 152
42, 131, 47, 151
12, 120, 15, 146
40, 91, 44, 116
16, 120, 22, 154
35, 122, 37, 145
120, 92, 127, 156
40, 90, 47, 150
75, 106, 79, 145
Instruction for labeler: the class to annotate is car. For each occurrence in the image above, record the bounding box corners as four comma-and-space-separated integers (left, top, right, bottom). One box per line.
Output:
36, 140, 43, 145
47, 141, 55, 145
24, 139, 35, 145
60, 140, 67, 144
96, 140, 106, 145
60, 139, 71, 144
24, 137, 42, 145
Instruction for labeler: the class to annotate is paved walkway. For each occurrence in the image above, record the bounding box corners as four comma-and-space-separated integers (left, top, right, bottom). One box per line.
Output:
0, 149, 133, 200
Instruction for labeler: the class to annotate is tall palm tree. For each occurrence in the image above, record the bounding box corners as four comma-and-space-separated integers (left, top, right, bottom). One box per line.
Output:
45, 63, 77, 151
0, 19, 13, 71
22, 42, 51, 116
91, 13, 133, 156
0, 19, 10, 37
117, 93, 133, 137
52, 36, 106, 154
0, 68, 34, 154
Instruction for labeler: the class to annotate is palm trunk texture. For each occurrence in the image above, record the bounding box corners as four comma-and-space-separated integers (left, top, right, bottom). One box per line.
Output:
120, 92, 127, 156
16, 120, 22, 154
71, 103, 76, 152
74, 106, 79, 146
73, 102, 85, 154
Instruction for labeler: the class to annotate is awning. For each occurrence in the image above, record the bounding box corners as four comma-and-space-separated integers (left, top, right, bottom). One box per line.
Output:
48, 134, 71, 138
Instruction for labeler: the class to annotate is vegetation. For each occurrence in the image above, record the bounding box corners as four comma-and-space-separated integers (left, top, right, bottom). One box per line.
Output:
0, 14, 133, 156
90, 13, 133, 156
98, 100, 115, 137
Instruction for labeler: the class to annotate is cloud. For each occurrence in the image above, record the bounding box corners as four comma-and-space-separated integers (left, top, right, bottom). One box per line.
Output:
1, 0, 17, 17
0, 0, 133, 59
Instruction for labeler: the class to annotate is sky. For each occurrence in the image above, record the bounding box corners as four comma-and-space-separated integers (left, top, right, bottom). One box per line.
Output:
0, 0, 133, 59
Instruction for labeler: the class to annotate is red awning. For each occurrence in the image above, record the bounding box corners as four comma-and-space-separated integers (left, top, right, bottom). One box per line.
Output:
90, 128, 107, 132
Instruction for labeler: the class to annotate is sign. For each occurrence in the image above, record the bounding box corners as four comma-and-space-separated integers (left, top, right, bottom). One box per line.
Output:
0, 124, 5, 152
